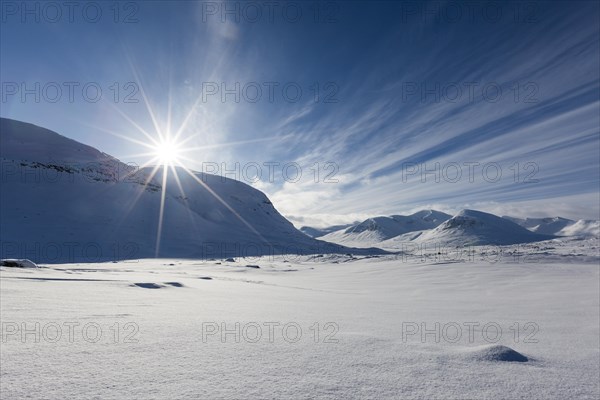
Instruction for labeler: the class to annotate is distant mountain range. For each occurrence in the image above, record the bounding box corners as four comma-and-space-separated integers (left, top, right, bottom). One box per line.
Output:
305, 209, 599, 249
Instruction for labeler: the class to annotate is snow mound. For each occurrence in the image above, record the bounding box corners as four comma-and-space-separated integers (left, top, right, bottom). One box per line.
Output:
164, 282, 185, 287
0, 259, 39, 268
132, 283, 166, 289
465, 345, 529, 362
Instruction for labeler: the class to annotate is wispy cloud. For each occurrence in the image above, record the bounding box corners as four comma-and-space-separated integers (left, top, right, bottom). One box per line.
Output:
2, 1, 598, 224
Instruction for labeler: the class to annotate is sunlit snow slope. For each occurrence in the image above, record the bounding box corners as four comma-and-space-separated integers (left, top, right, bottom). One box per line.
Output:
0, 118, 380, 262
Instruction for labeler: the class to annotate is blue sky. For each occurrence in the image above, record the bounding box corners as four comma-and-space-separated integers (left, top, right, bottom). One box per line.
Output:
1, 1, 599, 226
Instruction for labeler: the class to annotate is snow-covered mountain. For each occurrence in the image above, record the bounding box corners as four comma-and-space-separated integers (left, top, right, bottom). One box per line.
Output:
412, 209, 555, 246
299, 223, 356, 238
0, 118, 383, 262
502, 216, 574, 235
321, 208, 597, 249
319, 210, 451, 247
556, 219, 600, 237
503, 215, 599, 237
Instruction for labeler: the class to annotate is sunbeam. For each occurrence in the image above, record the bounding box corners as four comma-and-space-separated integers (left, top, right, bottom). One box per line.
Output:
155, 164, 169, 257
174, 160, 271, 246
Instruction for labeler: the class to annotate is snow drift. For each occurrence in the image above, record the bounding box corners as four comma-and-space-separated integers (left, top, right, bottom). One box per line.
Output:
464, 345, 529, 363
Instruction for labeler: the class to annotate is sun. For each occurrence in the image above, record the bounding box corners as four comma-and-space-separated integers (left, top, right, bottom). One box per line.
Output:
153, 139, 181, 165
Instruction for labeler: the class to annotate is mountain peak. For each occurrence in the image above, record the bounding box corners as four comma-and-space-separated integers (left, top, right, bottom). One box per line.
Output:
419, 209, 554, 246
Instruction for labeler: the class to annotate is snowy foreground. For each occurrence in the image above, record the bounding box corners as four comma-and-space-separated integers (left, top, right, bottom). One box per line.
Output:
1, 239, 599, 399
